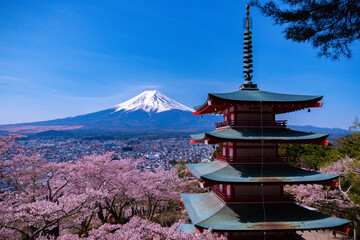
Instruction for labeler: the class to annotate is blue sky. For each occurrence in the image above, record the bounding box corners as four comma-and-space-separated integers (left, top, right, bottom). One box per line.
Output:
0, 0, 359, 129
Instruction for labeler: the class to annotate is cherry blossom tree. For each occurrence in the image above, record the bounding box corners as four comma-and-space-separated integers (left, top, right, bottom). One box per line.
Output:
58, 217, 225, 240
0, 136, 218, 239
0, 134, 24, 154
135, 168, 186, 221
0, 134, 24, 185
0, 151, 90, 239
288, 157, 360, 238
65, 153, 140, 236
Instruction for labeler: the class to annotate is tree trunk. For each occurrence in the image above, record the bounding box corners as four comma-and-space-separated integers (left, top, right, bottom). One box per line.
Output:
97, 203, 107, 224
354, 221, 357, 240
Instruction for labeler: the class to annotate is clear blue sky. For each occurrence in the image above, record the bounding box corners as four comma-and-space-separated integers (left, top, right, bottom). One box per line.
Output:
0, 0, 359, 129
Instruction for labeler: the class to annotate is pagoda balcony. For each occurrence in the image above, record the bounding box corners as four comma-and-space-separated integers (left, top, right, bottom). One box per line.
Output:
215, 120, 287, 128
213, 153, 287, 163
212, 188, 295, 203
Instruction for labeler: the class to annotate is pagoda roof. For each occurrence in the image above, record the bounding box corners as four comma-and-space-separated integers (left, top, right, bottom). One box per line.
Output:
181, 192, 350, 231
191, 127, 328, 144
194, 89, 323, 114
177, 224, 197, 232
186, 161, 338, 184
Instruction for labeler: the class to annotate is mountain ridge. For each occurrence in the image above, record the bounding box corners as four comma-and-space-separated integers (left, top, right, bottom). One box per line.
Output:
0, 90, 219, 135
113, 90, 193, 113
0, 90, 353, 138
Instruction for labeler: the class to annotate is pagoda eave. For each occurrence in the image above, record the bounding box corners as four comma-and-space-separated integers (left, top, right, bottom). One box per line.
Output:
191, 138, 328, 145
190, 128, 329, 145
186, 161, 339, 185
194, 91, 323, 115
181, 192, 350, 232
200, 177, 339, 186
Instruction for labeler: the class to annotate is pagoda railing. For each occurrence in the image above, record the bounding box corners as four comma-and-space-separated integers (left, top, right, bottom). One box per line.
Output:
212, 188, 295, 202
213, 153, 287, 163
228, 194, 295, 202
215, 120, 287, 128
212, 187, 227, 201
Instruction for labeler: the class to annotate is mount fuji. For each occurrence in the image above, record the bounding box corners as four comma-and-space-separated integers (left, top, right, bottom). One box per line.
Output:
114, 90, 194, 113
0, 90, 220, 136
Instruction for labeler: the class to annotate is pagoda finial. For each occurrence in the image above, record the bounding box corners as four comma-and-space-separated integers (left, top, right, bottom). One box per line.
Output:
240, 5, 258, 90
245, 4, 250, 32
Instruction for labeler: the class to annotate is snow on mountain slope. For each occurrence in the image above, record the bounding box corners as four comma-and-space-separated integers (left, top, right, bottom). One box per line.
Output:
113, 90, 194, 113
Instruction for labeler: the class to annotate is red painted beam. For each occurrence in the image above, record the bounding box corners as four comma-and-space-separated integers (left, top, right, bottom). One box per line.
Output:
322, 181, 338, 187
193, 111, 200, 115
319, 140, 329, 146
333, 226, 350, 234
190, 139, 207, 144
310, 102, 323, 108
331, 215, 349, 234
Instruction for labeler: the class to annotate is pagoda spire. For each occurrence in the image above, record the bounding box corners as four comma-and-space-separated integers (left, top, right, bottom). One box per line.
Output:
240, 5, 258, 90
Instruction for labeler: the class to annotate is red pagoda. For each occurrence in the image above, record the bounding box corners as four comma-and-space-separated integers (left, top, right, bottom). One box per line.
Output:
179, 5, 350, 240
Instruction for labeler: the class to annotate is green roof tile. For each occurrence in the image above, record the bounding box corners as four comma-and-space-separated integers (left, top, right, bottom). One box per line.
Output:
177, 224, 197, 232
191, 127, 328, 142
194, 90, 322, 111
181, 192, 350, 231
186, 161, 338, 183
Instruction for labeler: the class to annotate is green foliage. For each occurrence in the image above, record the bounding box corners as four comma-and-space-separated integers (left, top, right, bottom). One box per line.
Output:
172, 161, 187, 179
346, 160, 360, 203
251, 0, 360, 59
282, 117, 360, 168
214, 143, 222, 155
210, 143, 222, 161
168, 160, 178, 167
338, 117, 360, 160
337, 133, 360, 160
279, 144, 340, 170
350, 116, 360, 130
152, 211, 182, 227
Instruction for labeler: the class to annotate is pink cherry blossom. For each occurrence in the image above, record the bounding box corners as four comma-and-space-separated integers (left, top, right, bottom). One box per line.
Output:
287, 157, 360, 228
1, 136, 212, 239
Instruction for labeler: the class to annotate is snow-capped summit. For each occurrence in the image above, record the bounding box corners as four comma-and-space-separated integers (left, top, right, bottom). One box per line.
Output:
0, 89, 220, 135
113, 90, 194, 113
